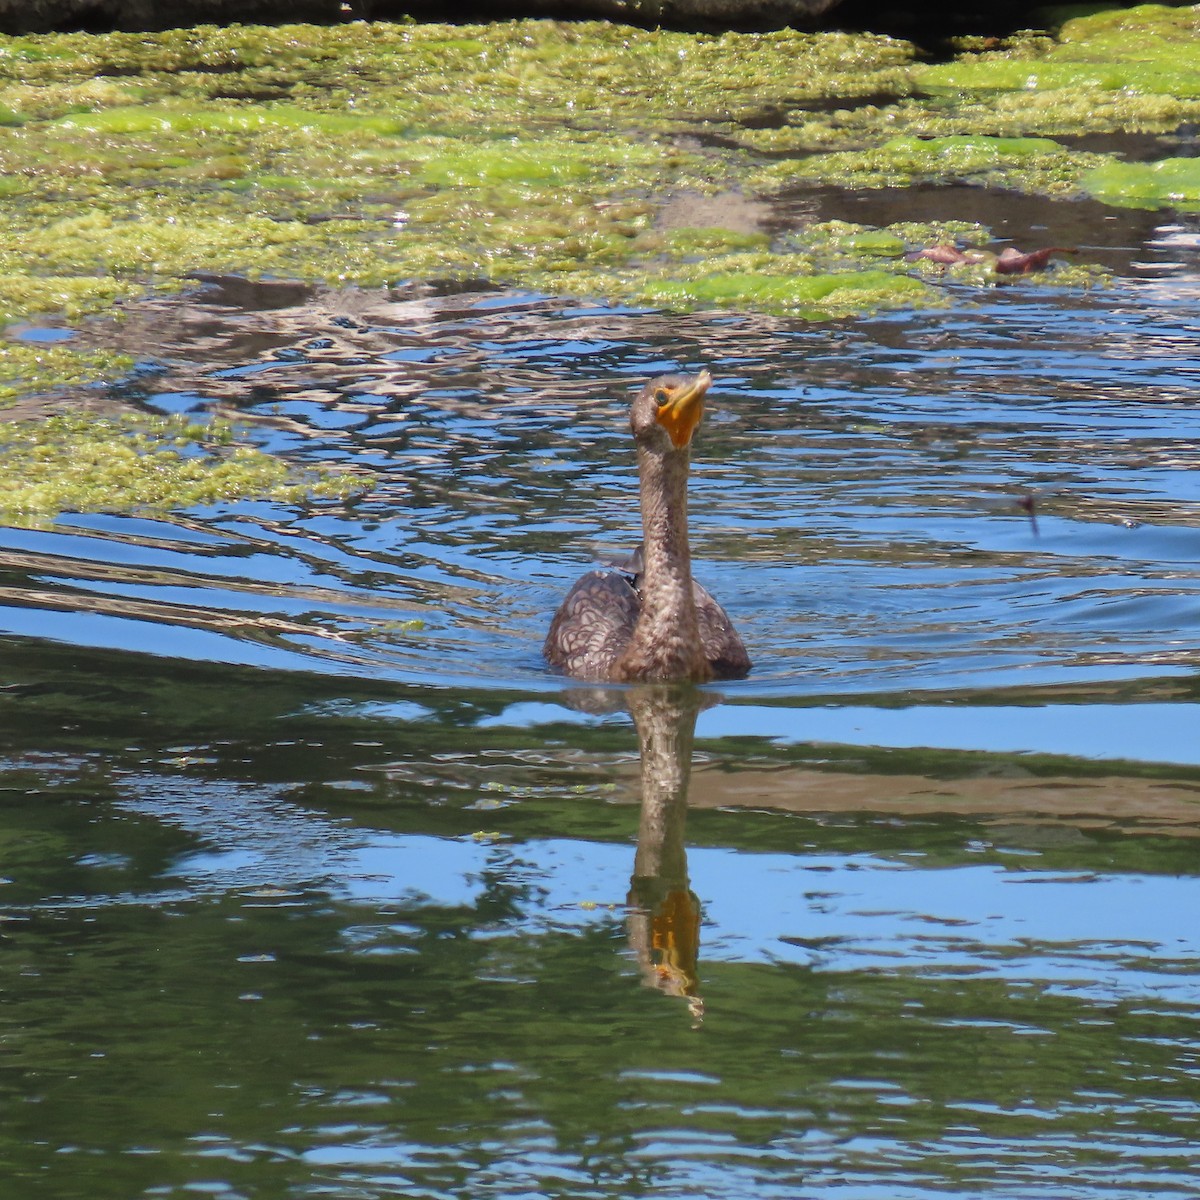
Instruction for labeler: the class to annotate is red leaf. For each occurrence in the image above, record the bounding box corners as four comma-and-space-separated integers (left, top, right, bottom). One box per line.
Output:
911, 243, 970, 265
995, 246, 1072, 274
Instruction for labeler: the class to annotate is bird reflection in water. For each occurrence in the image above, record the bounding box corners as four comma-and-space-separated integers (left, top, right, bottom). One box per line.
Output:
548, 368, 746, 1018
625, 684, 712, 1025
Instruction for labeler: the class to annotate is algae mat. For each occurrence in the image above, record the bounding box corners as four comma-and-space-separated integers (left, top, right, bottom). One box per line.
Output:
2, 7, 1196, 340
0, 6, 1197, 516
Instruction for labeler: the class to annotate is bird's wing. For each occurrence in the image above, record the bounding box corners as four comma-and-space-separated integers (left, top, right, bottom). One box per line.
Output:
598, 544, 644, 591
544, 570, 640, 680
693, 579, 751, 679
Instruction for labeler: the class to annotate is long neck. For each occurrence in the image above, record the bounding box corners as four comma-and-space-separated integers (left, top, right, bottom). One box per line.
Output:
640, 444, 695, 613
618, 445, 709, 680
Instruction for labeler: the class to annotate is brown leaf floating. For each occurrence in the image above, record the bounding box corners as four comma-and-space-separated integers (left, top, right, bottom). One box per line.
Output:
908, 244, 1073, 274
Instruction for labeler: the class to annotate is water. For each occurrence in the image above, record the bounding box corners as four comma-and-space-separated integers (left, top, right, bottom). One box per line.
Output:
3, 207, 1200, 1198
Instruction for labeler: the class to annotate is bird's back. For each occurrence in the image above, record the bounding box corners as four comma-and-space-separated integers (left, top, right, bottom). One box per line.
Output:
544, 569, 641, 680
545, 565, 749, 681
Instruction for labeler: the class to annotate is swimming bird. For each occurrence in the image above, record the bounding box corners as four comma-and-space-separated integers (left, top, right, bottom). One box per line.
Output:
544, 370, 750, 682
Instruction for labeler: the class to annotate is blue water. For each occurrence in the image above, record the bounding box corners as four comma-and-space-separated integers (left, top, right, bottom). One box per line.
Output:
3, 214, 1200, 1198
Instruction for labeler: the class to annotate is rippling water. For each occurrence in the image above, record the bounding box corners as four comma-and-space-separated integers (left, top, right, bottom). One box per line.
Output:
3, 207, 1200, 1198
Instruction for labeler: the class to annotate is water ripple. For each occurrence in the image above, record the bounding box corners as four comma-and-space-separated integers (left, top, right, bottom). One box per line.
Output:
3, 225, 1200, 717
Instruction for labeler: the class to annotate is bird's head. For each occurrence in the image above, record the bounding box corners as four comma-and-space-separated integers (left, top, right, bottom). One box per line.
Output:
630, 370, 713, 451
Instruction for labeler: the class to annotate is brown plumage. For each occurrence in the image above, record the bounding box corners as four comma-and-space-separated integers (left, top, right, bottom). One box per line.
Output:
544, 370, 750, 682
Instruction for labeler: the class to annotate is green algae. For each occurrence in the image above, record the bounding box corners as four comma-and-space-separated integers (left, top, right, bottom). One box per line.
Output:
754, 134, 1105, 198
0, 78, 141, 122
874, 221, 990, 248
0, 341, 134, 404
919, 59, 1200, 100
740, 84, 1200, 151
0, 8, 1189, 391
0, 274, 142, 326
918, 4, 1200, 124
662, 227, 771, 256
56, 103, 408, 138
0, 413, 366, 527
0, 21, 917, 128
0, 15, 1149, 331
1082, 156, 1200, 210
1055, 3, 1200, 49
639, 269, 938, 316
14, 208, 378, 283
419, 141, 605, 188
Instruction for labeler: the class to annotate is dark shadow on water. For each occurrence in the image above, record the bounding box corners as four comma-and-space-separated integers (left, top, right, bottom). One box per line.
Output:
832, 0, 1086, 50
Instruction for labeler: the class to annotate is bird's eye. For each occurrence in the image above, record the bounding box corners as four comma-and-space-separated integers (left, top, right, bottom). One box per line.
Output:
654, 388, 670, 406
